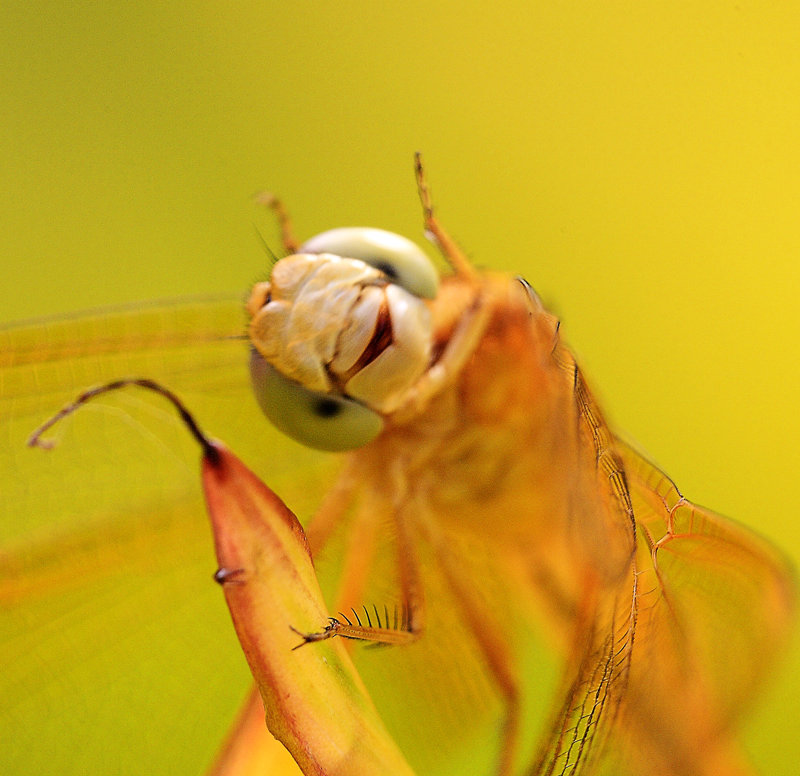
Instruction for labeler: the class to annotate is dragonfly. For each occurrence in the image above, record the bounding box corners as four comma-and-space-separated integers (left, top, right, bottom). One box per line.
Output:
1, 155, 794, 776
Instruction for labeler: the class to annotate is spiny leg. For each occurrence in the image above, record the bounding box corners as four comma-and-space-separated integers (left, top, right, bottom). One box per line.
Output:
310, 494, 384, 658
293, 490, 425, 647
255, 191, 301, 255
414, 152, 478, 281
391, 481, 426, 637
308, 463, 391, 651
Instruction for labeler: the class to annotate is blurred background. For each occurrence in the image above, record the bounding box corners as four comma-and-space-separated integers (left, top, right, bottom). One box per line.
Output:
2, 1, 798, 772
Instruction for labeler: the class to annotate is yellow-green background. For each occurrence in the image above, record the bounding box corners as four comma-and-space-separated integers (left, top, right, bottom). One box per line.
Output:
2, 1, 799, 773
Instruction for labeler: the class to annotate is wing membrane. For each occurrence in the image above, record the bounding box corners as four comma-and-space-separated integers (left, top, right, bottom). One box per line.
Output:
610, 441, 795, 775
0, 299, 336, 776
528, 436, 794, 776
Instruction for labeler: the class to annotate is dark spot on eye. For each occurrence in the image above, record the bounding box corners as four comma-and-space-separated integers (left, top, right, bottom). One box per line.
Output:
313, 397, 343, 418
371, 260, 399, 281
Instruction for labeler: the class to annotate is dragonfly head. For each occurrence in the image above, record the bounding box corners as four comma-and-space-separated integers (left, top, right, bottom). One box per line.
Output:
247, 227, 438, 451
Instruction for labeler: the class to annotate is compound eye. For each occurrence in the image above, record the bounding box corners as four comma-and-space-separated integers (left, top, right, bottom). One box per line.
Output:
250, 352, 384, 451
300, 227, 439, 299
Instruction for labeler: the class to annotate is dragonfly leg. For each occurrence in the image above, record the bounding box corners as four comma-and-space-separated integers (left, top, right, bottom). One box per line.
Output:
304, 457, 360, 557
414, 152, 479, 281
255, 191, 301, 255
330, 500, 382, 629
294, 491, 426, 647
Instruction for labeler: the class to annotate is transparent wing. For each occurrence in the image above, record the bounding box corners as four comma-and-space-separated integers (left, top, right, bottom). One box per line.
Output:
527, 498, 636, 775
0, 299, 336, 776
525, 439, 794, 776
608, 440, 796, 775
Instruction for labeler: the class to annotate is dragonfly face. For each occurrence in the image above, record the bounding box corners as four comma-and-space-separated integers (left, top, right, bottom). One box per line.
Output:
1, 158, 795, 776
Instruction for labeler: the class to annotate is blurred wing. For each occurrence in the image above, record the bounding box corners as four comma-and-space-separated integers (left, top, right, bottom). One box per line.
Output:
526, 436, 795, 776
305, 485, 559, 776
610, 440, 796, 775
0, 299, 336, 776
527, 497, 636, 775
533, 604, 633, 776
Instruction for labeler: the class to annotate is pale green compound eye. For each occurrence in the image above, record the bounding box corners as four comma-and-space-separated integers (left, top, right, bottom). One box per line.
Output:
250, 351, 384, 452
300, 227, 439, 299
